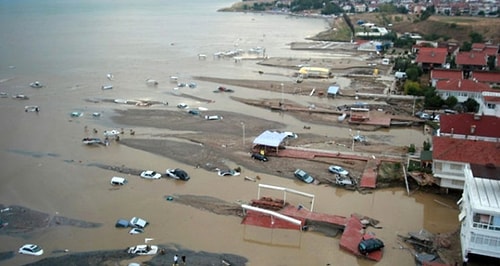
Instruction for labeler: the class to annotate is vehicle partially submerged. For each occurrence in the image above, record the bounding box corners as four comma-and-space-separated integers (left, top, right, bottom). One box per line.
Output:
358, 238, 384, 255
19, 244, 44, 256
165, 168, 190, 181
217, 169, 240, 176
328, 165, 349, 177
294, 169, 315, 184
140, 170, 161, 179
129, 217, 148, 228
127, 245, 158, 255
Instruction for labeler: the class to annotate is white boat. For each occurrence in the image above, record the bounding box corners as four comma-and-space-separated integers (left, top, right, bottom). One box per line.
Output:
106, 73, 114, 81
114, 99, 128, 104
103, 130, 121, 137
30, 81, 43, 88
101, 85, 113, 90
82, 138, 102, 145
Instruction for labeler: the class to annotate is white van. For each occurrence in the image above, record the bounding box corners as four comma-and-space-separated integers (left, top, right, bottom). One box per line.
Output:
394, 71, 407, 79
111, 176, 127, 186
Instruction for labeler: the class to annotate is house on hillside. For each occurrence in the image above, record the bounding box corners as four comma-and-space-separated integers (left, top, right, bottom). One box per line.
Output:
431, 137, 500, 190
456, 51, 489, 76
430, 69, 463, 87
458, 165, 500, 264
415, 47, 448, 72
481, 91, 500, 117
435, 78, 493, 103
438, 113, 500, 142
471, 71, 500, 88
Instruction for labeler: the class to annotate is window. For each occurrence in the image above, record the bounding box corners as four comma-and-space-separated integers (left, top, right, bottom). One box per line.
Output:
450, 163, 462, 170
487, 103, 495, 109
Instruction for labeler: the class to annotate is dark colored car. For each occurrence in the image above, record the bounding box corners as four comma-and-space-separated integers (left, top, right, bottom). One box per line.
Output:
115, 219, 130, 228
251, 153, 268, 162
358, 238, 384, 255
166, 168, 190, 181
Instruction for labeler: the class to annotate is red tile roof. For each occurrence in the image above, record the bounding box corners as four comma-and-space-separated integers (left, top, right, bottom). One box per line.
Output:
484, 95, 500, 103
430, 69, 463, 80
472, 43, 499, 56
456, 51, 487, 66
432, 137, 500, 166
436, 79, 492, 92
439, 113, 500, 138
416, 47, 448, 64
471, 71, 500, 83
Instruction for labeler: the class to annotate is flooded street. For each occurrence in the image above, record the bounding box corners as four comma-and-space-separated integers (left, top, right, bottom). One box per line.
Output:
0, 0, 460, 265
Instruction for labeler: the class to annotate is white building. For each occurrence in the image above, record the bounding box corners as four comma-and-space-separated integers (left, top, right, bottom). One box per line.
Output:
458, 165, 500, 263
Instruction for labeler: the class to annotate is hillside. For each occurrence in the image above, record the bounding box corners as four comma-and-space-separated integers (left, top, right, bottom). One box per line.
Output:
312, 13, 500, 44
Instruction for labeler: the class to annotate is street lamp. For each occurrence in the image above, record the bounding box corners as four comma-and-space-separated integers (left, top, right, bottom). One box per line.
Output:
349, 129, 354, 151
280, 83, 284, 107
241, 122, 245, 146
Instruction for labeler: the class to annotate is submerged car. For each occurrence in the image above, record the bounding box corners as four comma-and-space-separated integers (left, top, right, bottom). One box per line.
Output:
115, 219, 130, 228
18, 244, 44, 256
217, 169, 241, 176
140, 170, 161, 179
130, 217, 148, 228
328, 165, 349, 177
294, 169, 315, 184
165, 168, 190, 181
111, 176, 127, 186
251, 153, 268, 162
129, 228, 144, 235
127, 245, 158, 255
358, 238, 384, 255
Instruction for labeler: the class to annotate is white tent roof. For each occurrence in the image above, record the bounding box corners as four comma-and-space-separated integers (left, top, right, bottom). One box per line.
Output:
253, 130, 288, 147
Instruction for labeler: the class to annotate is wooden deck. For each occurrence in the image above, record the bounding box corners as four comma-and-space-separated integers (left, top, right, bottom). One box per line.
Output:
241, 202, 383, 261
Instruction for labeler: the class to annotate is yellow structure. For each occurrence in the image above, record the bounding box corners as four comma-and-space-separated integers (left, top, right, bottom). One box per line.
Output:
298, 67, 332, 78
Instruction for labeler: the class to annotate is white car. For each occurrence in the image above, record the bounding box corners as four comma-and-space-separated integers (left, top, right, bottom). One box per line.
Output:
217, 169, 240, 177
18, 244, 44, 256
127, 245, 158, 255
328, 165, 349, 176
129, 228, 144, 235
140, 170, 161, 179
130, 217, 148, 228
103, 130, 121, 137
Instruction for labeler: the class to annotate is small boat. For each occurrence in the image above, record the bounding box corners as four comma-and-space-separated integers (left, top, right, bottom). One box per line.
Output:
106, 73, 114, 81
103, 130, 121, 137
30, 81, 43, 88
13, 94, 29, 100
114, 99, 128, 104
101, 85, 113, 90
70, 111, 83, 117
82, 138, 102, 145
25, 106, 40, 112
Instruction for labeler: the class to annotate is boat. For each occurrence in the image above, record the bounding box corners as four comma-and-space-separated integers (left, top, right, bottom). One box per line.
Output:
30, 81, 43, 88
103, 130, 121, 137
101, 85, 113, 90
82, 138, 103, 145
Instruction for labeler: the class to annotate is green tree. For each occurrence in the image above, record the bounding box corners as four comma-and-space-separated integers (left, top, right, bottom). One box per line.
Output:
423, 140, 431, 151
444, 96, 458, 109
463, 98, 480, 112
404, 80, 422, 95
423, 86, 444, 108
469, 32, 484, 43
406, 66, 420, 81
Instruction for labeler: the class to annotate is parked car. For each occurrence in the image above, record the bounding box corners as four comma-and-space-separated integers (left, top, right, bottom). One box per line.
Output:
353, 135, 366, 142
284, 131, 298, 139
115, 219, 130, 228
419, 113, 430, 120
187, 109, 200, 115
251, 153, 268, 162
130, 217, 148, 228
205, 115, 223, 120
358, 238, 384, 255
165, 168, 190, 181
294, 169, 315, 184
129, 228, 144, 235
217, 169, 240, 176
328, 165, 349, 176
140, 170, 161, 179
18, 244, 44, 256
127, 245, 158, 255
111, 176, 127, 186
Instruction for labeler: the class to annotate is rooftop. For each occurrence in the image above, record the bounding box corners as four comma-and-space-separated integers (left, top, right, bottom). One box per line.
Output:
439, 113, 500, 138
432, 137, 500, 166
